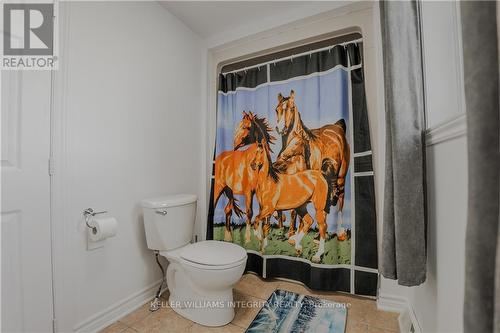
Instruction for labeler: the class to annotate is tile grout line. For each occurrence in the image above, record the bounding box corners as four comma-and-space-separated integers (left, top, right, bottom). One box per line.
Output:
348, 320, 399, 333
232, 321, 249, 330
357, 320, 400, 332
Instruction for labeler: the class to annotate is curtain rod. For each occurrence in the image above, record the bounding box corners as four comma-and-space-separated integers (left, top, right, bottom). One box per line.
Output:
221, 37, 363, 76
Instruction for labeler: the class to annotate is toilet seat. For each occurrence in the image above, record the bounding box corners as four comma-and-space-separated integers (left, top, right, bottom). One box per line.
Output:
161, 240, 247, 270
181, 256, 247, 270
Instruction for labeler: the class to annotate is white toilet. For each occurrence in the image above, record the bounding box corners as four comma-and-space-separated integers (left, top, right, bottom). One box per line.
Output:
141, 194, 247, 327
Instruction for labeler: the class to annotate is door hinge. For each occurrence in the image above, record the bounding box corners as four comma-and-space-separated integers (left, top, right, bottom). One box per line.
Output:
48, 157, 55, 176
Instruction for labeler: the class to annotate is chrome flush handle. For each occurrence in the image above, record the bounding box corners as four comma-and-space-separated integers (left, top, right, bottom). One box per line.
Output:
155, 210, 168, 216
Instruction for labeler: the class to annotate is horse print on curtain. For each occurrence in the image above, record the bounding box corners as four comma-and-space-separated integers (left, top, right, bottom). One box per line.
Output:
208, 39, 378, 296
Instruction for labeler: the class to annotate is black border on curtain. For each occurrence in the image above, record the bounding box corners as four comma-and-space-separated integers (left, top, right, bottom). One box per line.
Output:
207, 40, 378, 297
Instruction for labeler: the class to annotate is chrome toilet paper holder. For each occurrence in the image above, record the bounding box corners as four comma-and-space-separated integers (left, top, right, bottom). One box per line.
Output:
83, 208, 108, 234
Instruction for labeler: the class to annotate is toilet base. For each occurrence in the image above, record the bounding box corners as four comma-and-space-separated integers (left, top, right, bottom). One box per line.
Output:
168, 290, 235, 327
161, 244, 246, 327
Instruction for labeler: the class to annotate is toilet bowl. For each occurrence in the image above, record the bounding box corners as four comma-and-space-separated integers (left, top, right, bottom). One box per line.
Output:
141, 194, 247, 326
162, 241, 247, 326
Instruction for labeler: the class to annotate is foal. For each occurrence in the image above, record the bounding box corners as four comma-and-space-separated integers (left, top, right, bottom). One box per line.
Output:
251, 139, 329, 263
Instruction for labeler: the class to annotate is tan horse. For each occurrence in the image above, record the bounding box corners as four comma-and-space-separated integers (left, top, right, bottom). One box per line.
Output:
214, 143, 259, 242
234, 111, 276, 151
250, 139, 329, 263
274, 90, 350, 240
234, 112, 301, 234
214, 112, 276, 243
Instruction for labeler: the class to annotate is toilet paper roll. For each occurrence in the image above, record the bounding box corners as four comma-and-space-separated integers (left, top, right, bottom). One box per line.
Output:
88, 217, 118, 242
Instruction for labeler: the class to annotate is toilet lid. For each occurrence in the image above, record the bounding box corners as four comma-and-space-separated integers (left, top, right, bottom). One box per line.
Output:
180, 241, 247, 266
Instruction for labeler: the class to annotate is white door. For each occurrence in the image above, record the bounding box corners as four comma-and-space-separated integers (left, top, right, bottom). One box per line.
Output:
1, 70, 54, 332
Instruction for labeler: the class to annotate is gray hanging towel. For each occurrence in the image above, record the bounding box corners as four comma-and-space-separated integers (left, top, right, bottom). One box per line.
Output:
379, 0, 427, 286
461, 2, 500, 332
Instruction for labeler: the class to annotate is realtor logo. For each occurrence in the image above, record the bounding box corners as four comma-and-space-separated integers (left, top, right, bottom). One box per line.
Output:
1, 2, 57, 70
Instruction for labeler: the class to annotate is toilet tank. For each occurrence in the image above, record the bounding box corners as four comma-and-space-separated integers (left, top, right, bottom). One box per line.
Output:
141, 194, 197, 251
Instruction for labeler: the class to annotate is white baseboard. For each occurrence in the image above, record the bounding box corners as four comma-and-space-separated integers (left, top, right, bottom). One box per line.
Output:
377, 293, 406, 313
425, 113, 466, 146
377, 293, 422, 333
73, 279, 166, 333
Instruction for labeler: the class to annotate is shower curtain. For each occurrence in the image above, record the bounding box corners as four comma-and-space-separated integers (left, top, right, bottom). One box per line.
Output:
207, 41, 378, 296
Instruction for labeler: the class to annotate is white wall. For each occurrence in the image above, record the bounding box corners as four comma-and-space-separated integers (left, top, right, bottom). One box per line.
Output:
52, 2, 203, 331
378, 2, 468, 332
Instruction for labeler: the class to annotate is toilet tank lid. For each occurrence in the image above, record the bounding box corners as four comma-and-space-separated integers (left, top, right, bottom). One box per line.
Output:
141, 194, 197, 208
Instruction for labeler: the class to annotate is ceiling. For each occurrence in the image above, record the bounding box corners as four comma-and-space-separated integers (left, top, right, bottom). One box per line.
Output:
160, 1, 350, 45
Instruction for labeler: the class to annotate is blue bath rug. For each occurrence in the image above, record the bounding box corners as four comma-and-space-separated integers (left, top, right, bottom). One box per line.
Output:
245, 289, 347, 333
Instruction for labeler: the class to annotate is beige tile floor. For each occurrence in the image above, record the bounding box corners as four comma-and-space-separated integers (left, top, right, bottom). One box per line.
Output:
100, 273, 400, 333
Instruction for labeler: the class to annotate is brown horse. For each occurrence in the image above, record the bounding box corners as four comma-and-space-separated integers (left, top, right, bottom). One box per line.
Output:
234, 111, 276, 151
274, 90, 350, 239
214, 143, 258, 242
234, 112, 301, 233
250, 139, 329, 263
214, 112, 275, 243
